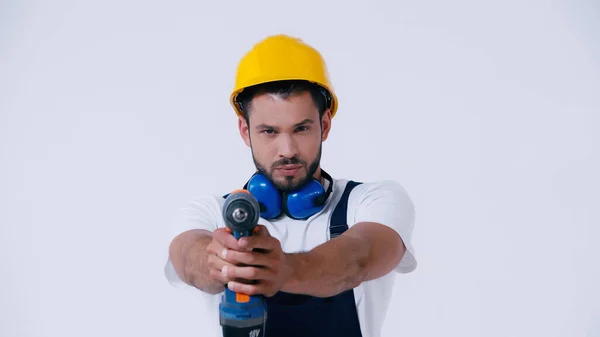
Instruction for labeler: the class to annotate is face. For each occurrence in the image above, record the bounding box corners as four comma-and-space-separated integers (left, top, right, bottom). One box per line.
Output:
238, 91, 332, 191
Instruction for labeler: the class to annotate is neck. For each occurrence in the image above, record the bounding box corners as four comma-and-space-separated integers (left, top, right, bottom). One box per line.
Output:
313, 167, 323, 184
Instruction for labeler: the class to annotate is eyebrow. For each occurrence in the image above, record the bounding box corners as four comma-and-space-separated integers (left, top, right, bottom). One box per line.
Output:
294, 119, 315, 127
255, 118, 315, 130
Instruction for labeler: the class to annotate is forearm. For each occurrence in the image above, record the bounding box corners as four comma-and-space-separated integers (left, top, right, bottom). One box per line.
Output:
281, 222, 405, 298
282, 234, 369, 298
169, 229, 224, 294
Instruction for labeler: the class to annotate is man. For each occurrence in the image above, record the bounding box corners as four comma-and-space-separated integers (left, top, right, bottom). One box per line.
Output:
164, 34, 417, 337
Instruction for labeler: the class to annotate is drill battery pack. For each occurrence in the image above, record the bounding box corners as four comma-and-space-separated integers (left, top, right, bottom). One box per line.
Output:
220, 287, 266, 337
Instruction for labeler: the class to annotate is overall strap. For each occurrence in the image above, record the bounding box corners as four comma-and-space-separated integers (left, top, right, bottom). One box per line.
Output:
262, 179, 366, 337
329, 181, 362, 239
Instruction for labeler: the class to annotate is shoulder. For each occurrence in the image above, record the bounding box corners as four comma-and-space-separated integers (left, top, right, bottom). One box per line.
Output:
329, 177, 415, 228
341, 178, 418, 273
347, 179, 414, 211
353, 179, 411, 195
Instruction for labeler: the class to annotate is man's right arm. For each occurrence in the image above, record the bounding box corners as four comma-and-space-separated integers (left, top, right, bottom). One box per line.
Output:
169, 229, 224, 294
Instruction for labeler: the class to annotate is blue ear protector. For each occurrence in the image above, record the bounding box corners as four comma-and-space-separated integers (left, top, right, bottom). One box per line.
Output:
243, 169, 334, 220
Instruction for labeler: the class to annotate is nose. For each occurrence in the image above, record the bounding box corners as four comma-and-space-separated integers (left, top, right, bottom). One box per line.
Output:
277, 133, 298, 159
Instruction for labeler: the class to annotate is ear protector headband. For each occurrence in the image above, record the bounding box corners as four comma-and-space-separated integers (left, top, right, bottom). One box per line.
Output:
243, 169, 334, 220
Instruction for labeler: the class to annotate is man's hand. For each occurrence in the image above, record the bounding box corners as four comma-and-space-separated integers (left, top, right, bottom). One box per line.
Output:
214, 225, 293, 297
168, 228, 230, 294
204, 227, 249, 288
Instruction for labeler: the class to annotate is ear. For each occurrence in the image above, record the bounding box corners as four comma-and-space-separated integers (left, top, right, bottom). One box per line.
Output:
320, 109, 332, 141
238, 115, 251, 147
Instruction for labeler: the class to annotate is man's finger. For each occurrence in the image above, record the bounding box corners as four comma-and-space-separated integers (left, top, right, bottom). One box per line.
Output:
222, 249, 272, 268
227, 280, 277, 297
254, 224, 271, 237
222, 265, 273, 282
207, 253, 234, 271
212, 228, 242, 250
227, 280, 257, 295
205, 239, 223, 256
209, 267, 229, 285
207, 255, 253, 284
239, 234, 277, 252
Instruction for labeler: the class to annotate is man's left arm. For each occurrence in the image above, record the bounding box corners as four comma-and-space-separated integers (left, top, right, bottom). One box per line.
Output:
281, 221, 407, 297
221, 180, 416, 298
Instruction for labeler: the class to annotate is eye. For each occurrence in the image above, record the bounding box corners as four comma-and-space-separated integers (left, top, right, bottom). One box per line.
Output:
262, 129, 276, 135
296, 126, 309, 132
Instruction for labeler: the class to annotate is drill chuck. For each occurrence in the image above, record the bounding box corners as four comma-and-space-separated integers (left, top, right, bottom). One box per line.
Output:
222, 190, 260, 234
232, 208, 248, 222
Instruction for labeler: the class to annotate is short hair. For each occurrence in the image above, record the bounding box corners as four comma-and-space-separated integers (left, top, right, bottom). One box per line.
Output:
235, 80, 331, 123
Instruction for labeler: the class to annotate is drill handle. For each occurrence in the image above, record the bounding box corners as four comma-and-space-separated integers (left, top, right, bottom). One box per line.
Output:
223, 284, 262, 306
227, 227, 259, 239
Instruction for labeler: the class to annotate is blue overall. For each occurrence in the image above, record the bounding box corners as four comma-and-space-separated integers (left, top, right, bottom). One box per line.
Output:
263, 180, 363, 337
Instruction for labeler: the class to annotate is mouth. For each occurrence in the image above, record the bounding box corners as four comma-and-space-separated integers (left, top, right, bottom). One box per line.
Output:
277, 164, 302, 170
274, 165, 303, 176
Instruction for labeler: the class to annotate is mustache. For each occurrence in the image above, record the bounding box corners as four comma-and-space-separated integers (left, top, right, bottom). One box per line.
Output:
272, 157, 305, 168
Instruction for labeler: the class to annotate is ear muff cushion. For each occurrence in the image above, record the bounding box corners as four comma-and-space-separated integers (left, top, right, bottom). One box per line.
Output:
246, 174, 281, 219
286, 179, 326, 219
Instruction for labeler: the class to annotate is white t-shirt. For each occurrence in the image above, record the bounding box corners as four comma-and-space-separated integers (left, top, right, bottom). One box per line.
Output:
164, 177, 417, 337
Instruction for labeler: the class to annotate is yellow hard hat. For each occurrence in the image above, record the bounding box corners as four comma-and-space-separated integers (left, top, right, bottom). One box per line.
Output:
230, 34, 338, 118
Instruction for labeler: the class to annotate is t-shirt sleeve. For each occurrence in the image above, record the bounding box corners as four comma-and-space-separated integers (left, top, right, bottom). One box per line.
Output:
163, 194, 225, 288
349, 180, 417, 274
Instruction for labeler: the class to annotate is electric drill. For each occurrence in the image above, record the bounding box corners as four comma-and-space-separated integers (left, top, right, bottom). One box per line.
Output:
220, 189, 267, 337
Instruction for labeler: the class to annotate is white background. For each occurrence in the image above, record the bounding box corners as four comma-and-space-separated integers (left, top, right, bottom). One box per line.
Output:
1, 0, 599, 336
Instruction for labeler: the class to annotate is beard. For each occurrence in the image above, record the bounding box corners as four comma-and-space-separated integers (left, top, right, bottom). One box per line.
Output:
252, 143, 322, 192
